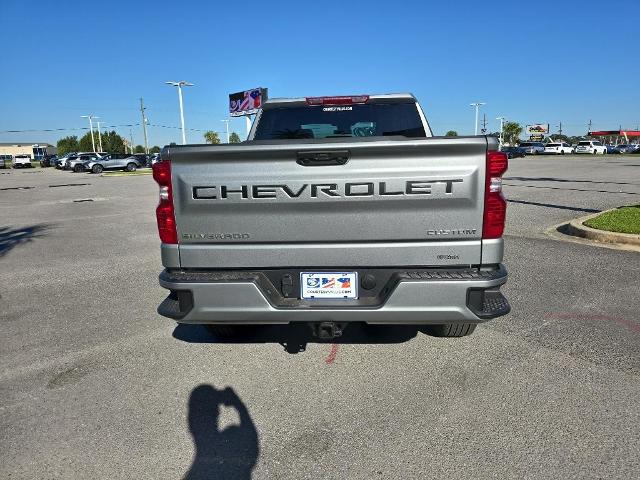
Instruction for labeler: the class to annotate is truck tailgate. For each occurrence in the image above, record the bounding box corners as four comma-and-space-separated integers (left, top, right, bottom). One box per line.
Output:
167, 136, 490, 268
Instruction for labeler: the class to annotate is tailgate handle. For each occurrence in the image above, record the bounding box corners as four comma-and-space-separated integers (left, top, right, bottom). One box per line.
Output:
297, 150, 349, 166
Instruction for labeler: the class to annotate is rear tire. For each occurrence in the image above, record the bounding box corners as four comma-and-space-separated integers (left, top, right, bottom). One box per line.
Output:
421, 323, 477, 337
92, 164, 103, 174
126, 163, 137, 172
73, 164, 83, 173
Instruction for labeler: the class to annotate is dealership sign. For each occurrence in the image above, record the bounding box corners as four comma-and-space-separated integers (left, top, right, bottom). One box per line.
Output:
229, 88, 268, 116
526, 123, 549, 134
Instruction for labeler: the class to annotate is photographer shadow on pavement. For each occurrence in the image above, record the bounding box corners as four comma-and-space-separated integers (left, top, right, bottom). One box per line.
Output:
184, 385, 259, 480
173, 323, 420, 354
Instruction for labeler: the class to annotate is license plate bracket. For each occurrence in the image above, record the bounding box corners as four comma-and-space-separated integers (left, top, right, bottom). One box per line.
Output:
300, 272, 358, 299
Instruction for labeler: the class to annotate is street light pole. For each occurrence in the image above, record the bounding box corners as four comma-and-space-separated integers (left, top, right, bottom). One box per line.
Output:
95, 121, 104, 152
166, 81, 194, 145
470, 102, 485, 135
81, 115, 99, 152
496, 116, 506, 149
221, 119, 230, 143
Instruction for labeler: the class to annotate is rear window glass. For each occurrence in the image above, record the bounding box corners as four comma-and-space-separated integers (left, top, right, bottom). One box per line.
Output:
578, 141, 590, 145
253, 102, 426, 140
546, 144, 559, 147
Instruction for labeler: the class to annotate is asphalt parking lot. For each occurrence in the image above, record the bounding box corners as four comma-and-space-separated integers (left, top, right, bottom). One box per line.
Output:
1, 156, 639, 479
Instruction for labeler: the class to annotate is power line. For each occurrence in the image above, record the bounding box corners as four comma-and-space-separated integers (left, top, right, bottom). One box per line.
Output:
0, 123, 221, 134
0, 123, 140, 134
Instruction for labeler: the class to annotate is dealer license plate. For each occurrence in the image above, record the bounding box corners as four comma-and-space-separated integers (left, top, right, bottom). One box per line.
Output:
300, 272, 358, 299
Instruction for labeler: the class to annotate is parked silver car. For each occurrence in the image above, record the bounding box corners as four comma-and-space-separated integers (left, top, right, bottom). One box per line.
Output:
61, 152, 100, 170
614, 144, 640, 154
84, 154, 144, 174
70, 153, 102, 172
518, 142, 545, 155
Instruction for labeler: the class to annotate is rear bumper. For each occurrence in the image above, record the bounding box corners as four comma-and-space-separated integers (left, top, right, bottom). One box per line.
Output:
157, 265, 510, 325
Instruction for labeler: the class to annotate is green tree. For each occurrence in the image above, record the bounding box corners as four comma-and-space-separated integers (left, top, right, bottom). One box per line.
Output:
502, 121, 523, 146
57, 136, 79, 156
445, 130, 458, 137
229, 132, 242, 143
204, 131, 220, 144
134, 145, 145, 153
150, 145, 161, 153
100, 131, 126, 154
78, 131, 97, 152
78, 130, 126, 153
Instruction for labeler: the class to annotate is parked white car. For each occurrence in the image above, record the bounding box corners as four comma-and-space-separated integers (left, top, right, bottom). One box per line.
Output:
544, 142, 574, 155
575, 140, 607, 155
12, 154, 33, 168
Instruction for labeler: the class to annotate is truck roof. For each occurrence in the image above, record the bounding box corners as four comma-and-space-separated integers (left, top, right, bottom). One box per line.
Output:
263, 93, 418, 110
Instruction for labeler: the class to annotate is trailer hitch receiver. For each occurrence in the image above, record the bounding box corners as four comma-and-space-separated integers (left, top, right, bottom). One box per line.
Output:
310, 322, 346, 340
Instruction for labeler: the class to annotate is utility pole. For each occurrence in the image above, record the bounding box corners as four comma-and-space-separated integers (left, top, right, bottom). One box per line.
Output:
130, 130, 134, 153
470, 102, 486, 135
588, 119, 592, 134
165, 81, 194, 145
221, 119, 230, 143
81, 115, 99, 152
481, 113, 488, 134
140, 98, 149, 154
95, 121, 104, 152
496, 117, 506, 149
557, 121, 563, 137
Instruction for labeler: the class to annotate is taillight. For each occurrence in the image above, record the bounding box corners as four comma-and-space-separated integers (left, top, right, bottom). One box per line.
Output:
483, 151, 508, 239
152, 160, 178, 244
305, 95, 370, 106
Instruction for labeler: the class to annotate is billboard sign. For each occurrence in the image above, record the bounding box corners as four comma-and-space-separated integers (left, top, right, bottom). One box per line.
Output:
529, 134, 544, 142
229, 88, 268, 116
526, 123, 549, 134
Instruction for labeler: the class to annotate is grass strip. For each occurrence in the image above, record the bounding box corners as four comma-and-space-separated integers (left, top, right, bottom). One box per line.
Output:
583, 205, 640, 234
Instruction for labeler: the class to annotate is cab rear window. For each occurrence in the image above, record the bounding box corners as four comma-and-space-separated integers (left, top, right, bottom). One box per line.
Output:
254, 102, 426, 140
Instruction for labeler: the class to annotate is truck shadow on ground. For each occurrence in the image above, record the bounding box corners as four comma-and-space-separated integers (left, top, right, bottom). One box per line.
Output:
184, 384, 259, 480
173, 323, 420, 354
0, 224, 49, 258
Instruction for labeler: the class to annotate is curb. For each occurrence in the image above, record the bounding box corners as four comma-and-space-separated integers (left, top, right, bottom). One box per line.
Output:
565, 209, 640, 247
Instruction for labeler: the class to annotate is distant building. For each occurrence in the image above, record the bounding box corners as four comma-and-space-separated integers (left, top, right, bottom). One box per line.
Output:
0, 142, 57, 160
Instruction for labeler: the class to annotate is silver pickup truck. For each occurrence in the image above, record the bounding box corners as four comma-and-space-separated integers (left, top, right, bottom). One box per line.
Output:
154, 93, 510, 338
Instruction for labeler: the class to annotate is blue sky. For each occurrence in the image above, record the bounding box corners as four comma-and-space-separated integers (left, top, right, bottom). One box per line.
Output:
1, 0, 638, 146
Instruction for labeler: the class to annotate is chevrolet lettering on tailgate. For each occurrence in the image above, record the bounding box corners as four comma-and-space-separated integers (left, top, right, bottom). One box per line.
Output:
192, 179, 464, 200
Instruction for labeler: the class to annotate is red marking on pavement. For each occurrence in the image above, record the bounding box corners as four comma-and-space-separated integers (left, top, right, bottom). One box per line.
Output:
544, 313, 640, 333
325, 344, 339, 364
